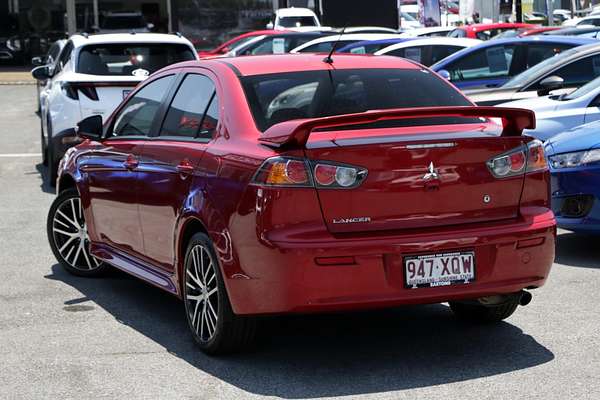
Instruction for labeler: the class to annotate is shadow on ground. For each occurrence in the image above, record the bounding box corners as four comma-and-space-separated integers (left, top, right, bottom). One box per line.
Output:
46, 264, 554, 398
555, 232, 600, 269
34, 162, 55, 194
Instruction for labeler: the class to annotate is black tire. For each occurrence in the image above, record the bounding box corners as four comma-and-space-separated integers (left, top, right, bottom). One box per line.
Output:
183, 232, 257, 355
47, 188, 109, 277
449, 296, 520, 323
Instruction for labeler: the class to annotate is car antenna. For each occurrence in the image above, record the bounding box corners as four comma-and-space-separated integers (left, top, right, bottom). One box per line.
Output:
323, 26, 346, 64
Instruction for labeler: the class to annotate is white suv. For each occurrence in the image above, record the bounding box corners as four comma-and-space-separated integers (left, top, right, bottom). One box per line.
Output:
32, 33, 197, 184
267, 8, 323, 31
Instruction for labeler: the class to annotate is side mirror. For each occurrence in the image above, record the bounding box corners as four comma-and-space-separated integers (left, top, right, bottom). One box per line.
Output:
31, 56, 44, 66
437, 69, 451, 81
266, 21, 274, 30
76, 115, 103, 141
538, 75, 564, 96
31, 65, 50, 81
219, 46, 230, 54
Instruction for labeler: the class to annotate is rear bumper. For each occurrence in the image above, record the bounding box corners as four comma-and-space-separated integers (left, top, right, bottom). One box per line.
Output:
226, 207, 556, 315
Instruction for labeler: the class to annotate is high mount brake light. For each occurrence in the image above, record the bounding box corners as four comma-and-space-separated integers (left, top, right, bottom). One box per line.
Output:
487, 139, 548, 179
253, 157, 368, 188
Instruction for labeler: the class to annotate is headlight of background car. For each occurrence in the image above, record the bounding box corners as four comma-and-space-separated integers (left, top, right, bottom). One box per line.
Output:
549, 149, 600, 169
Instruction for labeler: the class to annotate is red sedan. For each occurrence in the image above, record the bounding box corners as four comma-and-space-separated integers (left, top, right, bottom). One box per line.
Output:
197, 30, 286, 58
449, 23, 539, 40
47, 53, 556, 354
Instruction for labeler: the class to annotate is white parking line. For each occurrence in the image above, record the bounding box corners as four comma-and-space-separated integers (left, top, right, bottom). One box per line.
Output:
0, 153, 42, 158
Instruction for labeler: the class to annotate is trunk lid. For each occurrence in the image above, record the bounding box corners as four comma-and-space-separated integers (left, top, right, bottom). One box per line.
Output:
304, 124, 527, 233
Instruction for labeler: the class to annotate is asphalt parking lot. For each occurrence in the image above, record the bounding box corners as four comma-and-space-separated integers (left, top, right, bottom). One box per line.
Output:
0, 84, 599, 400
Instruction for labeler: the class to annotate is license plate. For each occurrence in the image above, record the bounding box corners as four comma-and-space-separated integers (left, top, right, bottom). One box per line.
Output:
122, 90, 132, 99
404, 251, 475, 289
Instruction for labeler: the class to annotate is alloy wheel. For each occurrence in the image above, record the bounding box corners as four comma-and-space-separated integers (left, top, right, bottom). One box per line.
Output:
185, 244, 219, 343
51, 197, 101, 271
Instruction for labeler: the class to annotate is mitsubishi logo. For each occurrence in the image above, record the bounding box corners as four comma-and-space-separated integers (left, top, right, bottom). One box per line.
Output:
422, 162, 439, 181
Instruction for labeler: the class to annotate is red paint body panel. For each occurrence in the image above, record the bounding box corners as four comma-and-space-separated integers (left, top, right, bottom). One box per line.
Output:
58, 54, 556, 316
197, 30, 287, 58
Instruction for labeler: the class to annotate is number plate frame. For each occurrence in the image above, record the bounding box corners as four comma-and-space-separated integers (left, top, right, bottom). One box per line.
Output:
403, 251, 476, 289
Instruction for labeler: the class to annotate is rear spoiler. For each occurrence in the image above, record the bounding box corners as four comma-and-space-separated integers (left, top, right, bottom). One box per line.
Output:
258, 106, 535, 149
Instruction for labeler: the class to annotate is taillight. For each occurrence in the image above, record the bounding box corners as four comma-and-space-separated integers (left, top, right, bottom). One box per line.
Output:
60, 82, 99, 101
252, 157, 367, 188
525, 139, 548, 173
487, 139, 548, 179
61, 82, 79, 100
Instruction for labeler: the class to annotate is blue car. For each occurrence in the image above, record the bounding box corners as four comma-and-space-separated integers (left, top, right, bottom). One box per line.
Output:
431, 36, 596, 90
545, 120, 600, 234
337, 38, 416, 54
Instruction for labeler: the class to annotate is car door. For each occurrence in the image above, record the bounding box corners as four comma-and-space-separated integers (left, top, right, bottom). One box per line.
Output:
82, 74, 176, 258
136, 71, 220, 271
43, 41, 73, 143
444, 43, 517, 89
585, 94, 600, 124
523, 53, 600, 97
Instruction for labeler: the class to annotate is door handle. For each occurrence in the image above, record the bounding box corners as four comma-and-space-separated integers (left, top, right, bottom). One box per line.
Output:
123, 154, 139, 170
176, 159, 194, 176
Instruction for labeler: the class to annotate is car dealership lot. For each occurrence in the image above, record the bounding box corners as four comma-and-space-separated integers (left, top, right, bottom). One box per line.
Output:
0, 85, 599, 399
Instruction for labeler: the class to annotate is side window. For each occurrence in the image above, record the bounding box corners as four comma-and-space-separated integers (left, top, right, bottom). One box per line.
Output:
534, 55, 600, 89
160, 74, 218, 140
55, 41, 73, 74
446, 45, 515, 82
111, 75, 175, 138
430, 45, 462, 66
448, 29, 466, 38
525, 44, 570, 69
250, 38, 278, 55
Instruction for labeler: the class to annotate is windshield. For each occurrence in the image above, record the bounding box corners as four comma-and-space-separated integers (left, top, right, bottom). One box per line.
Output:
278, 16, 317, 28
502, 47, 579, 88
101, 15, 146, 29
241, 69, 471, 132
564, 75, 600, 100
77, 44, 195, 76
402, 12, 418, 21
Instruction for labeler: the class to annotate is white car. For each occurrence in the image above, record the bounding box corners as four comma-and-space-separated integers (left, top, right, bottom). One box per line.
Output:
399, 26, 454, 38
499, 75, 600, 141
32, 33, 197, 184
374, 37, 481, 67
290, 33, 402, 54
266, 7, 324, 32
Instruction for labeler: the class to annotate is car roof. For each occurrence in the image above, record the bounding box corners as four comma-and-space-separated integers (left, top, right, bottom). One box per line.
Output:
298, 33, 403, 45
180, 53, 421, 77
431, 36, 597, 69
399, 26, 453, 36
275, 7, 317, 17
338, 38, 416, 51
454, 22, 537, 32
375, 37, 482, 54
544, 27, 600, 35
69, 33, 194, 47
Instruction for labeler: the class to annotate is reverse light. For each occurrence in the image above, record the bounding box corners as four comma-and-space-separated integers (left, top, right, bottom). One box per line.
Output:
549, 148, 600, 169
253, 157, 367, 188
525, 139, 548, 173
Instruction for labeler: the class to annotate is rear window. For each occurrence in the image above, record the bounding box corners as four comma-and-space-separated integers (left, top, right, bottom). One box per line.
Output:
77, 44, 195, 76
279, 16, 317, 28
241, 68, 471, 132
